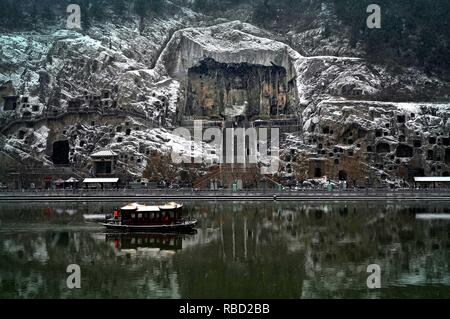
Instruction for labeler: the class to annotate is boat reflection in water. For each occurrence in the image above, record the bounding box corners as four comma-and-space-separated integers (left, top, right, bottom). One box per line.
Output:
104, 230, 197, 258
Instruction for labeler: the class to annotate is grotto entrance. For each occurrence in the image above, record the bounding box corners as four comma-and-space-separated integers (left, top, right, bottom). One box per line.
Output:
445, 148, 450, 164
2, 96, 19, 111
52, 140, 70, 165
95, 161, 112, 175
184, 58, 296, 119
338, 170, 348, 181
396, 144, 413, 158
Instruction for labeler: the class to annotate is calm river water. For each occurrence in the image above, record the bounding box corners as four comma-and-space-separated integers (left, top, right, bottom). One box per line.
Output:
0, 201, 449, 298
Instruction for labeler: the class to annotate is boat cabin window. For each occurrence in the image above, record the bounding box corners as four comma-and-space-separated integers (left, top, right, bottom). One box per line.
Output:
138, 213, 142, 219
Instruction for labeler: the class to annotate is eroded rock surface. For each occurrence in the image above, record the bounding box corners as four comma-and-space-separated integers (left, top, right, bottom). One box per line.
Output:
1, 9, 449, 187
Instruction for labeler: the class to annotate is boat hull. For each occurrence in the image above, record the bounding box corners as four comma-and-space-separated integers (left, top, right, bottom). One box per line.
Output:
101, 219, 198, 232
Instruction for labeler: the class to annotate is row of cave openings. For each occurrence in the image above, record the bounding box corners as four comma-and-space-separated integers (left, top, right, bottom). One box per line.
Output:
51, 139, 149, 166
2, 95, 40, 114
319, 115, 450, 161
51, 120, 142, 164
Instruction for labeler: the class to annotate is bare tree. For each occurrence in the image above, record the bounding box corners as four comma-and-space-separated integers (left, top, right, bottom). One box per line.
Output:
143, 153, 178, 183
292, 152, 310, 182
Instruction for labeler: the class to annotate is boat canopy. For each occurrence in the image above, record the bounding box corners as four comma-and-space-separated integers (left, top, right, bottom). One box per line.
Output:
121, 203, 144, 211
136, 206, 160, 212
121, 202, 182, 212
159, 202, 183, 210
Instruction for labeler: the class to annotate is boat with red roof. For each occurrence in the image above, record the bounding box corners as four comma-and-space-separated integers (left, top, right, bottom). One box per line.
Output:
101, 202, 197, 232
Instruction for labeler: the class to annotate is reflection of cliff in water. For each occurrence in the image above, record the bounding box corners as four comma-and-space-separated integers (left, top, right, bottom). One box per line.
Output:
178, 202, 450, 298
175, 209, 306, 298
0, 201, 449, 298
270, 203, 450, 298
0, 201, 120, 224
0, 230, 197, 298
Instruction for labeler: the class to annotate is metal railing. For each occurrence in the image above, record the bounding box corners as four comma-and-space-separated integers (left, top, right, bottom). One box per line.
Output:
1, 188, 450, 198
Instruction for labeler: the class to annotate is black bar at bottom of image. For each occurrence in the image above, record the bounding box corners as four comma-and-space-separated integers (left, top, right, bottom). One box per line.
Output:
1, 299, 449, 318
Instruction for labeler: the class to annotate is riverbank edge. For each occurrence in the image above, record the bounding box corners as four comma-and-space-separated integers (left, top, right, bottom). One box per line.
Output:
1, 192, 450, 202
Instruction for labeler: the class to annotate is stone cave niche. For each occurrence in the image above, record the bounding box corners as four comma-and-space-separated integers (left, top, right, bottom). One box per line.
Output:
2, 96, 19, 111
376, 142, 390, 153
184, 58, 296, 119
338, 170, 347, 181
445, 148, 450, 164
95, 161, 112, 175
52, 140, 70, 165
396, 144, 413, 158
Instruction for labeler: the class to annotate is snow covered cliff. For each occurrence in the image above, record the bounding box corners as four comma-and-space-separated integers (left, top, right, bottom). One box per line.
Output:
1, 3, 449, 185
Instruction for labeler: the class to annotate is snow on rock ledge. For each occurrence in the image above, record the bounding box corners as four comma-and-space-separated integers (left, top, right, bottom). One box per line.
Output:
155, 21, 302, 81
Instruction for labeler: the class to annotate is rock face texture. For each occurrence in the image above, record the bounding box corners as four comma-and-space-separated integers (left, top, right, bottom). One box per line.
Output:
185, 58, 295, 119
155, 21, 300, 82
0, 5, 449, 188
155, 21, 302, 121
286, 101, 450, 187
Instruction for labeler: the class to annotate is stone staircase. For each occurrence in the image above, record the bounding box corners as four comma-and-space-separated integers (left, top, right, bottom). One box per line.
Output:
193, 165, 221, 188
